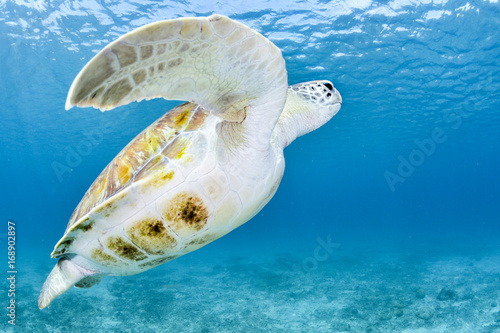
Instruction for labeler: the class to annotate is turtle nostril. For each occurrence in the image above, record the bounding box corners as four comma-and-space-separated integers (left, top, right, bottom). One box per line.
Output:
323, 82, 333, 91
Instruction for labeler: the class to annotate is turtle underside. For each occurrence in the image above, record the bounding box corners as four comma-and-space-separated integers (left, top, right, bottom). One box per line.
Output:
51, 102, 237, 273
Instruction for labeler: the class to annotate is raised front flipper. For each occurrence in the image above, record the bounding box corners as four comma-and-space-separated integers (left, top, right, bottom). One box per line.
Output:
65, 14, 288, 127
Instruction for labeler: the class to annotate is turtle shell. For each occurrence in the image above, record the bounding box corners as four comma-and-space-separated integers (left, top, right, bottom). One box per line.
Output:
52, 102, 209, 258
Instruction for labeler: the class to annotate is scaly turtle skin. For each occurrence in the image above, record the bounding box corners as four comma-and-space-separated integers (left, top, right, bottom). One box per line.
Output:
39, 14, 341, 309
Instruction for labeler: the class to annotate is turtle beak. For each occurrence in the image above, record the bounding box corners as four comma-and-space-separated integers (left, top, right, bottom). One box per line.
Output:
321, 80, 342, 105
330, 87, 342, 106
333, 88, 342, 105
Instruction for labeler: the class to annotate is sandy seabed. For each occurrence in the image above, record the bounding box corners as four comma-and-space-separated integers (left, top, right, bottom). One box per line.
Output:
5, 240, 500, 332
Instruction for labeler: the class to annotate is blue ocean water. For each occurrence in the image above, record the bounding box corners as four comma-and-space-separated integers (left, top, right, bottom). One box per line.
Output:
1, 0, 499, 331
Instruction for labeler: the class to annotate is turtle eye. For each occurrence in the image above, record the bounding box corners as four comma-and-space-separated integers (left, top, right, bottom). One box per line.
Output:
323, 82, 333, 91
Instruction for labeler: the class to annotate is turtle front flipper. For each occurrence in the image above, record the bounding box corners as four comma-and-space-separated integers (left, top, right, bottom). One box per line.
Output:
38, 256, 101, 309
65, 14, 288, 132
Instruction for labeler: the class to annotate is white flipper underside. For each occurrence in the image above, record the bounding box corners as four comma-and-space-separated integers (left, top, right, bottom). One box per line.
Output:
38, 257, 98, 309
65, 14, 288, 124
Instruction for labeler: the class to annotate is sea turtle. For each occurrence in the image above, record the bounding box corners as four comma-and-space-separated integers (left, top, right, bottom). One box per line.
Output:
39, 14, 341, 309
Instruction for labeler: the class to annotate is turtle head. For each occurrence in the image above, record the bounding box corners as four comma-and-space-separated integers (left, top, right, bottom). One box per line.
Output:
272, 80, 342, 149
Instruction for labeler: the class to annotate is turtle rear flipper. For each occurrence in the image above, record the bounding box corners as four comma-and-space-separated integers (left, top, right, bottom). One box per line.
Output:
38, 256, 100, 309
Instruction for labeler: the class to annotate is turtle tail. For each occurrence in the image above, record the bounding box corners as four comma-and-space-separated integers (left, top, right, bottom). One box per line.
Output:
38, 256, 98, 309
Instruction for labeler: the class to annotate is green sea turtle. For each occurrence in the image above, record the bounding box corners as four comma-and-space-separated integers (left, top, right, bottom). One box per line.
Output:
39, 14, 341, 309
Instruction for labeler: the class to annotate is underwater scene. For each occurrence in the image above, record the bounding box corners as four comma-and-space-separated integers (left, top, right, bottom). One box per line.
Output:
1, 0, 500, 332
